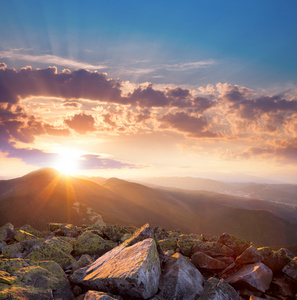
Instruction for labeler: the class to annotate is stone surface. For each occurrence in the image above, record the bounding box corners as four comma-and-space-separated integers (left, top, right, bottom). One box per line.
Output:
235, 246, 263, 264
263, 248, 294, 273
84, 290, 120, 299
226, 262, 273, 293
14, 229, 37, 242
158, 238, 178, 252
271, 275, 297, 298
217, 233, 251, 256
282, 257, 297, 282
198, 277, 240, 300
154, 253, 204, 300
73, 254, 94, 271
2, 243, 23, 258
192, 241, 234, 258
257, 247, 273, 260
75, 231, 116, 257
19, 224, 44, 238
71, 238, 161, 299
26, 237, 75, 268
177, 234, 203, 257
191, 251, 228, 270
0, 258, 73, 299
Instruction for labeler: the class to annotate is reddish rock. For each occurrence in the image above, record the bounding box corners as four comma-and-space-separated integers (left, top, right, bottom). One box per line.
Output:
282, 257, 297, 282
263, 248, 294, 273
226, 262, 273, 293
191, 252, 228, 270
217, 233, 251, 256
192, 241, 234, 258
235, 246, 263, 264
177, 234, 202, 257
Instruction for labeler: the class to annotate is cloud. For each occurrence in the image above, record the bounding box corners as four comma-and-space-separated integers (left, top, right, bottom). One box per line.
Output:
163, 59, 217, 71
64, 112, 96, 134
160, 111, 219, 138
79, 154, 138, 169
0, 49, 107, 70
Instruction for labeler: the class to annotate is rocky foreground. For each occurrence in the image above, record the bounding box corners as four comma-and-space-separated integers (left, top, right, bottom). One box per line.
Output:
0, 223, 296, 300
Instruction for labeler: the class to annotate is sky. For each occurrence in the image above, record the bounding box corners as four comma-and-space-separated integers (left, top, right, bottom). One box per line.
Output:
0, 0, 297, 183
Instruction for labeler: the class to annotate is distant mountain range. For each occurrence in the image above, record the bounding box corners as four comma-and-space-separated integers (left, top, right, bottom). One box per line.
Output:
1, 168, 297, 252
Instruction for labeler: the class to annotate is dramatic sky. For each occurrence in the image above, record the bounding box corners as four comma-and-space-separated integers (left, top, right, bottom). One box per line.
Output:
1, 0, 297, 183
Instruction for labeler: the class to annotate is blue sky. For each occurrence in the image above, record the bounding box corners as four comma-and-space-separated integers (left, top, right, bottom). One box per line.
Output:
1, 0, 297, 87
0, 0, 297, 182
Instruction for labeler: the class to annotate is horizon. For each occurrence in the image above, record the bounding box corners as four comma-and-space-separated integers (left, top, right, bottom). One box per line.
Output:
1, 1, 297, 184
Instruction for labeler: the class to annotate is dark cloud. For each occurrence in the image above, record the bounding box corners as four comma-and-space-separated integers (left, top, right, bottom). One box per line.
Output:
63, 101, 80, 108
0, 64, 216, 111
64, 112, 96, 134
79, 154, 138, 169
160, 111, 219, 138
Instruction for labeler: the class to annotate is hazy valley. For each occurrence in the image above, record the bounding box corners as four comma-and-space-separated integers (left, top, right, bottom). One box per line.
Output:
1, 168, 297, 253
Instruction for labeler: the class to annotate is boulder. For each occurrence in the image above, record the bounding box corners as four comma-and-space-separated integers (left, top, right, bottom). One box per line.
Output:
153, 226, 169, 240
0, 258, 73, 299
191, 251, 229, 270
19, 224, 44, 238
73, 254, 94, 271
2, 243, 23, 258
154, 253, 204, 300
158, 238, 178, 252
122, 223, 153, 247
192, 241, 234, 258
75, 231, 116, 257
226, 262, 273, 293
257, 247, 273, 260
84, 290, 121, 299
26, 237, 75, 268
0, 223, 16, 244
177, 234, 202, 257
198, 277, 240, 300
263, 248, 294, 273
271, 275, 297, 298
47, 222, 79, 237
101, 224, 124, 242
235, 246, 263, 264
217, 233, 251, 256
14, 229, 38, 242
72, 238, 161, 299
282, 257, 297, 282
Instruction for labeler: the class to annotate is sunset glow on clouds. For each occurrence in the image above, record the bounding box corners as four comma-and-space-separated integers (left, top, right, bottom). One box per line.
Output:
1, 1, 297, 182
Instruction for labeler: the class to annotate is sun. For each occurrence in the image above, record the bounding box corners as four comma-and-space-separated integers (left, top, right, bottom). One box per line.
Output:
53, 148, 81, 175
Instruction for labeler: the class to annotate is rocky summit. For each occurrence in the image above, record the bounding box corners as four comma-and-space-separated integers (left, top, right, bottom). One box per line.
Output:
0, 222, 296, 300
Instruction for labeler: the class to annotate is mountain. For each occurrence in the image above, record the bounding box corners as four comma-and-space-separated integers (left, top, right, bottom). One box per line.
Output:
1, 168, 297, 252
136, 176, 297, 207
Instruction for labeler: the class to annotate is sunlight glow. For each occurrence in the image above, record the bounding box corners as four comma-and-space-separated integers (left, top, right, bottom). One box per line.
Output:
53, 148, 81, 175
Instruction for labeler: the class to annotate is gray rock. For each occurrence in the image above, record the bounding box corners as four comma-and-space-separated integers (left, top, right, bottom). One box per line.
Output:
198, 277, 240, 300
154, 253, 204, 300
226, 262, 273, 293
191, 251, 228, 270
73, 254, 94, 271
282, 257, 297, 282
217, 233, 251, 257
72, 238, 161, 299
192, 241, 234, 258
235, 246, 263, 264
84, 290, 120, 299
177, 234, 202, 257
263, 248, 294, 273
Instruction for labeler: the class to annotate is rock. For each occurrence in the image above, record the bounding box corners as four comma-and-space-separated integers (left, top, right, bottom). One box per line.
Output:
14, 229, 38, 242
120, 233, 132, 243
167, 231, 181, 239
217, 233, 251, 256
0, 223, 16, 244
19, 224, 44, 238
192, 252, 229, 270
75, 231, 116, 257
84, 290, 121, 299
257, 247, 273, 260
101, 224, 124, 242
235, 246, 263, 264
226, 262, 273, 293
0, 270, 16, 285
249, 296, 266, 300
0, 258, 73, 299
177, 234, 202, 257
158, 238, 178, 252
198, 277, 240, 300
122, 223, 153, 247
73, 254, 94, 271
2, 242, 23, 258
192, 241, 234, 258
271, 275, 297, 298
154, 253, 204, 300
282, 257, 297, 282
71, 238, 161, 299
26, 237, 75, 268
153, 226, 169, 240
47, 222, 79, 237
263, 248, 294, 273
